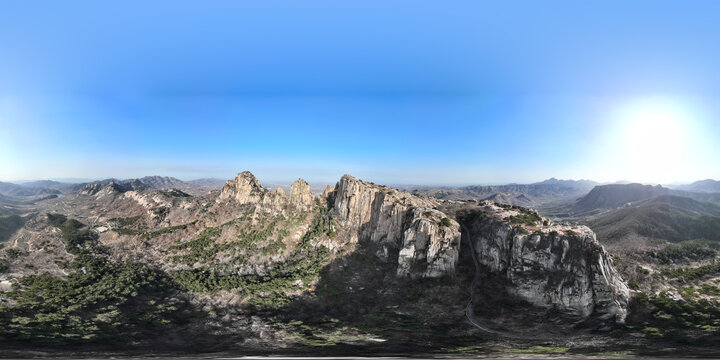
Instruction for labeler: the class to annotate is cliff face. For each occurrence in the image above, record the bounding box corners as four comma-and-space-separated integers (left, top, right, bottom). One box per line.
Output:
328, 175, 460, 279
461, 202, 629, 324
290, 179, 315, 209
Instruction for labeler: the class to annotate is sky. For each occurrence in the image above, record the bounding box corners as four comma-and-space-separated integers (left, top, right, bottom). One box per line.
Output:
1, 1, 719, 185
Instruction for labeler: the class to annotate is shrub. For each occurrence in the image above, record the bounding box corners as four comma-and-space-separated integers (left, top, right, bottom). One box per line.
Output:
628, 279, 640, 290
662, 262, 720, 281
439, 217, 453, 227
628, 290, 720, 337
647, 239, 718, 265
0, 217, 184, 344
506, 212, 542, 226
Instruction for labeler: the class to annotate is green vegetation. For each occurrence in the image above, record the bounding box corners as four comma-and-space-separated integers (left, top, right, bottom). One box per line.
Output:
4, 248, 24, 259
170, 239, 329, 297
648, 239, 719, 264
0, 258, 8, 272
0, 214, 24, 242
0, 215, 184, 344
110, 215, 147, 235
502, 205, 542, 226
496, 203, 513, 210
627, 279, 640, 290
112, 216, 195, 239
261, 239, 287, 255
438, 217, 452, 227
170, 213, 291, 265
47, 213, 97, 248
110, 215, 143, 228
113, 228, 143, 235
506, 213, 542, 226
142, 221, 195, 239
662, 261, 720, 282
170, 209, 333, 310
629, 289, 720, 337
169, 226, 223, 264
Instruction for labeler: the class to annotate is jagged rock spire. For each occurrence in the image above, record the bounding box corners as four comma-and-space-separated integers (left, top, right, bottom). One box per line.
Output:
322, 185, 334, 196
218, 171, 267, 203
290, 178, 314, 207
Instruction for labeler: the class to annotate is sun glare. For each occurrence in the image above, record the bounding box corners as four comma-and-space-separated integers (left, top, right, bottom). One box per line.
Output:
611, 99, 694, 184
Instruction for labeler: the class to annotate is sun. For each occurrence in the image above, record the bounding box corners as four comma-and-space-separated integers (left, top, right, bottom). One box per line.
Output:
611, 99, 692, 184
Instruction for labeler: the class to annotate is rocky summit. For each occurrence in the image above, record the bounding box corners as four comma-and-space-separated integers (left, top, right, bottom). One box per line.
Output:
0, 170, 635, 353
459, 202, 628, 327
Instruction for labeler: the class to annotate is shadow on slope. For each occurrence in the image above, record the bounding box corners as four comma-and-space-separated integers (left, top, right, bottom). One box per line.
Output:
268, 237, 484, 353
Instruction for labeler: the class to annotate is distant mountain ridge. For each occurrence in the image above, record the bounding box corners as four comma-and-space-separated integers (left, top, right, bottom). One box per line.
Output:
411, 178, 599, 208
672, 179, 720, 193
0, 181, 60, 197
70, 176, 225, 196
533, 177, 598, 188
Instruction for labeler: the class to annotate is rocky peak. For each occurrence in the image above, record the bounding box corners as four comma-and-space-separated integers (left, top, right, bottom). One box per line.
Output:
322, 185, 334, 198
218, 171, 267, 203
460, 202, 629, 326
276, 186, 286, 196
289, 178, 315, 208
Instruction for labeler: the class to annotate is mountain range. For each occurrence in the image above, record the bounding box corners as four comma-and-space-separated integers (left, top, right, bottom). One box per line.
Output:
1, 173, 720, 355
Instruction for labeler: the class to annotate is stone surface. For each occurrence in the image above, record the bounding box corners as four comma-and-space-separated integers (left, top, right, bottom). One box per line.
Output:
289, 179, 315, 208
461, 202, 629, 324
322, 185, 334, 198
329, 174, 460, 279
218, 171, 266, 204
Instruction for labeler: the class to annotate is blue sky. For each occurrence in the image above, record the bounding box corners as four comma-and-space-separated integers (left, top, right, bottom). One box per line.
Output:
1, 1, 719, 185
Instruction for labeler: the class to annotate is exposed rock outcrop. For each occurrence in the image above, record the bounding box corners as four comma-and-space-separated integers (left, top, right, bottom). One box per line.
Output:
322, 185, 334, 198
218, 171, 266, 204
290, 179, 315, 208
461, 202, 629, 325
328, 175, 460, 279
218, 171, 316, 210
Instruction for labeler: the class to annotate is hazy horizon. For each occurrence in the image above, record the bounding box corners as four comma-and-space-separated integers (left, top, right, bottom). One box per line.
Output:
3, 172, 713, 189
2, 1, 720, 184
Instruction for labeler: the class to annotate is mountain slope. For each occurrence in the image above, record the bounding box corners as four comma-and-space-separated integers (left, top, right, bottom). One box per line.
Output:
585, 195, 720, 245
573, 183, 669, 215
